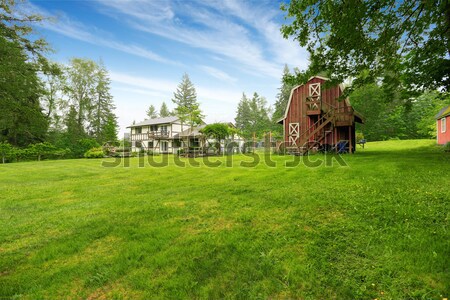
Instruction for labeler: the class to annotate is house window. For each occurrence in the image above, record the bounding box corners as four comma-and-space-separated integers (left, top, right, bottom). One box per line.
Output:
442, 118, 447, 133
148, 141, 154, 148
160, 141, 168, 152
135, 127, 142, 134
150, 125, 158, 132
160, 125, 168, 135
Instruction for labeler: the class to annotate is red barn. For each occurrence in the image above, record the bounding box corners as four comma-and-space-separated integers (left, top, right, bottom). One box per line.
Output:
436, 105, 450, 145
278, 76, 363, 154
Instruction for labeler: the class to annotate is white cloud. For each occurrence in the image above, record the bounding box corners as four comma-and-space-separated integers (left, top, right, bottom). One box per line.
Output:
94, 0, 287, 78
209, 0, 309, 69
19, 2, 179, 66
109, 71, 241, 105
110, 71, 177, 94
199, 66, 237, 83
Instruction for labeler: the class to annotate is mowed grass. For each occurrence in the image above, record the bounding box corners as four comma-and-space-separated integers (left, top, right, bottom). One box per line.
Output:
0, 140, 448, 299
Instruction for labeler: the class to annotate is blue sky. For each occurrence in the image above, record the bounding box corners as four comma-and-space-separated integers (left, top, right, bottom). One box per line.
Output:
21, 0, 309, 135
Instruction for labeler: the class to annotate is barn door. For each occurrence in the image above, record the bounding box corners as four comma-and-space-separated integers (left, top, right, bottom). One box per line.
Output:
288, 123, 299, 146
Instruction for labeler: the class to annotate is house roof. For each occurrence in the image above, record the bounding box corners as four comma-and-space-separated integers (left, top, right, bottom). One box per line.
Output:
436, 105, 450, 119
178, 124, 207, 138
127, 116, 179, 128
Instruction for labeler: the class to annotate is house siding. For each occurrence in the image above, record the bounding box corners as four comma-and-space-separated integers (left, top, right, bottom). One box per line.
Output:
437, 116, 450, 145
131, 122, 179, 154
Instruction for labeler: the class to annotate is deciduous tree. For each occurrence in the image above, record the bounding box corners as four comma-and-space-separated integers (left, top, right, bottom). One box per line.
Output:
281, 0, 450, 93
200, 123, 231, 155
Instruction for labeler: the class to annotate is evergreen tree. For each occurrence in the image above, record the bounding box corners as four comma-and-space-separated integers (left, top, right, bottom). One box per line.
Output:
64, 105, 85, 146
235, 93, 271, 139
235, 93, 252, 139
249, 92, 271, 137
62, 58, 118, 144
172, 73, 204, 128
89, 63, 116, 143
159, 102, 171, 117
0, 1, 49, 146
272, 65, 294, 135
146, 104, 158, 119
102, 113, 118, 142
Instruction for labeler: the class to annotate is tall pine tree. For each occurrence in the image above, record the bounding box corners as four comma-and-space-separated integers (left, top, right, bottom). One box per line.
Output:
235, 93, 252, 139
0, 1, 49, 146
235, 93, 271, 139
146, 105, 158, 119
272, 65, 293, 135
172, 73, 203, 128
90, 62, 117, 142
159, 102, 171, 117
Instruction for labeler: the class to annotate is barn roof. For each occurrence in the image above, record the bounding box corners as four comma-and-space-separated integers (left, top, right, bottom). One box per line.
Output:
436, 105, 450, 119
127, 116, 179, 128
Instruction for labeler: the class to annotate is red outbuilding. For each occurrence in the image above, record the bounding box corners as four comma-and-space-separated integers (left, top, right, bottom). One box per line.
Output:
436, 105, 450, 145
278, 76, 364, 154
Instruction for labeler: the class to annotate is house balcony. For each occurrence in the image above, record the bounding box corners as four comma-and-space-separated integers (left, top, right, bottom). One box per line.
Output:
131, 131, 169, 141
306, 100, 321, 115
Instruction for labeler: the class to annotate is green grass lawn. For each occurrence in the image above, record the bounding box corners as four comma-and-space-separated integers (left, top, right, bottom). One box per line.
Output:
1, 140, 449, 299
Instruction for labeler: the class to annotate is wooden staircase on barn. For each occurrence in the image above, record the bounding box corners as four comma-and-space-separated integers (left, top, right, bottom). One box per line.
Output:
286, 104, 335, 155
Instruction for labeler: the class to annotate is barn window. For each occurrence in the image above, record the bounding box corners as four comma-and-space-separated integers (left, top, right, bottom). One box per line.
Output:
309, 83, 321, 97
442, 118, 447, 133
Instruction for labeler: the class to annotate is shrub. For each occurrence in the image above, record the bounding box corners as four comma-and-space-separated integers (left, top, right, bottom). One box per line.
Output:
12, 148, 36, 162
29, 142, 58, 161
356, 131, 365, 142
444, 142, 450, 152
71, 139, 100, 158
84, 147, 105, 158
0, 142, 13, 163
147, 150, 160, 156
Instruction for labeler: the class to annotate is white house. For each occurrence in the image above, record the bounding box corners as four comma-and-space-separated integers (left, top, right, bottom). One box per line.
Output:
128, 117, 246, 154
128, 116, 185, 153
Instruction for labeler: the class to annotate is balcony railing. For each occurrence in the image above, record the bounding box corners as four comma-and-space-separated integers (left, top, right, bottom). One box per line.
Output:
131, 131, 169, 141
306, 100, 321, 115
